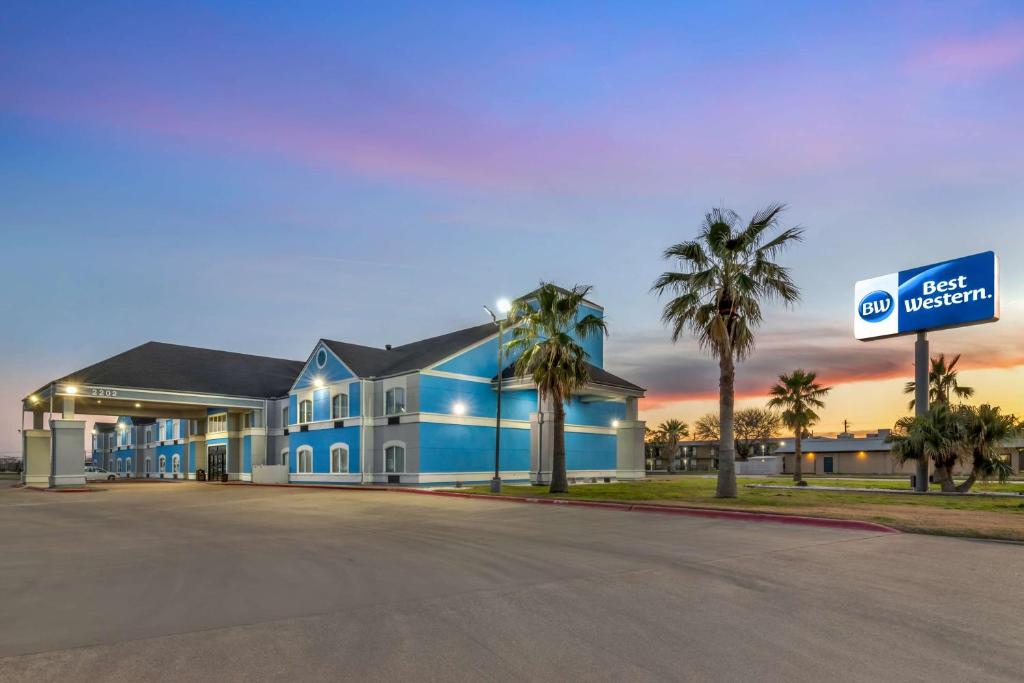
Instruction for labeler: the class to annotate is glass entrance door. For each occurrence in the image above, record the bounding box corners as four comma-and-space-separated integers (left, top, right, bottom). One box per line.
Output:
208, 445, 226, 481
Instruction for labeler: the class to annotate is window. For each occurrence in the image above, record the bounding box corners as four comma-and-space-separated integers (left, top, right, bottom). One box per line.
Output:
280, 448, 289, 467
296, 446, 313, 473
332, 393, 349, 419
385, 387, 406, 415
208, 413, 228, 433
243, 412, 252, 429
158, 455, 166, 472
330, 444, 349, 473
384, 443, 405, 473
316, 348, 328, 369
145, 457, 153, 473
172, 454, 181, 473
118, 459, 124, 473
298, 399, 313, 423
282, 406, 289, 427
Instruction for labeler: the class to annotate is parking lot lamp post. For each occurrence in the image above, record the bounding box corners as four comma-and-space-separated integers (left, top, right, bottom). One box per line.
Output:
484, 299, 512, 493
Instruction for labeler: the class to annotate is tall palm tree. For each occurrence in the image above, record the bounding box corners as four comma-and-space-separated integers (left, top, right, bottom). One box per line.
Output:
904, 353, 975, 410
652, 204, 802, 497
767, 369, 831, 485
505, 283, 607, 493
653, 419, 688, 472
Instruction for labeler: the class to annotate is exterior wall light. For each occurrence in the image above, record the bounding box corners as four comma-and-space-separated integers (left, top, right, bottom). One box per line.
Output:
134, 403, 141, 408
66, 386, 78, 395
313, 378, 325, 388
611, 419, 620, 428
29, 395, 39, 404
452, 402, 467, 416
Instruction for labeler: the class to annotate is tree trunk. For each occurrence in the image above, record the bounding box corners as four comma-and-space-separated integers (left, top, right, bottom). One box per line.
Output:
549, 400, 569, 494
955, 471, 977, 494
716, 354, 737, 498
793, 432, 803, 485
665, 443, 675, 473
936, 463, 956, 492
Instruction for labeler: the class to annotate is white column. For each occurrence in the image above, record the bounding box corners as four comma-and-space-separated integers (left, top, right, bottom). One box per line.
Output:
49, 418, 86, 488
615, 397, 646, 481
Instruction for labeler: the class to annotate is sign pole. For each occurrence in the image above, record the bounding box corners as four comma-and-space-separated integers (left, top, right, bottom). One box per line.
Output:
914, 331, 929, 492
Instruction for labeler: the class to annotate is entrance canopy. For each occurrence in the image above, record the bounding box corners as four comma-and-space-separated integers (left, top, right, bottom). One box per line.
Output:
23, 341, 305, 418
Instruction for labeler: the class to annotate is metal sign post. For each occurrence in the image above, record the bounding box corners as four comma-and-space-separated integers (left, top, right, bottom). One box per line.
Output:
914, 332, 929, 492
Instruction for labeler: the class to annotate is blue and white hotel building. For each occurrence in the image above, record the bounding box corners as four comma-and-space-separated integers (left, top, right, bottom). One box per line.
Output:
25, 289, 646, 488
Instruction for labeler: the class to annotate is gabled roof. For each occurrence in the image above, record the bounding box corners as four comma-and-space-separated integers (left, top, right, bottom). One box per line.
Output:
322, 322, 496, 378
34, 341, 305, 399
499, 362, 644, 393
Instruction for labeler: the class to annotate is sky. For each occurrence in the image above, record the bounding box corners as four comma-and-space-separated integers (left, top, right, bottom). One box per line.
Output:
2, 0, 1023, 457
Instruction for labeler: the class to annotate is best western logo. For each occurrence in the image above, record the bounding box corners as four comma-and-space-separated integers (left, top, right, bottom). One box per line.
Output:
903, 275, 992, 312
858, 290, 893, 323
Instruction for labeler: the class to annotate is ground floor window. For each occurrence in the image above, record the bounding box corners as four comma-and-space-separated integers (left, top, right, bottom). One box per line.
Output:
172, 454, 181, 473
384, 442, 405, 473
331, 444, 349, 473
159, 455, 166, 472
280, 449, 289, 467
145, 457, 153, 473
297, 446, 313, 473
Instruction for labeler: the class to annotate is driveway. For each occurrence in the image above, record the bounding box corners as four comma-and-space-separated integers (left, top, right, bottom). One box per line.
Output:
0, 482, 1021, 681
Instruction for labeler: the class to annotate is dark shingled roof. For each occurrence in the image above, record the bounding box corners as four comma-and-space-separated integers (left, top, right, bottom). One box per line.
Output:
39, 341, 305, 399
499, 362, 644, 393
322, 322, 497, 377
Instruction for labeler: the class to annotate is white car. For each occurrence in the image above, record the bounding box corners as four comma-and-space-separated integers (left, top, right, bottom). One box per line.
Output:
84, 465, 116, 481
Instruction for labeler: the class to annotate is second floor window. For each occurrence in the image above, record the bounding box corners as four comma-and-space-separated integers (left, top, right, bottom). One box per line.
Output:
208, 414, 228, 433
298, 399, 313, 423
282, 406, 289, 427
385, 387, 406, 415
332, 393, 349, 419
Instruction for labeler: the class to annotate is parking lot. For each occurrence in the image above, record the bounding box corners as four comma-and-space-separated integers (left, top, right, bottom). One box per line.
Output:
1, 480, 1022, 682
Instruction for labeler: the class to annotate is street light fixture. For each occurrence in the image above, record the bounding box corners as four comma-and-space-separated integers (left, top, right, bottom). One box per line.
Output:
483, 298, 511, 494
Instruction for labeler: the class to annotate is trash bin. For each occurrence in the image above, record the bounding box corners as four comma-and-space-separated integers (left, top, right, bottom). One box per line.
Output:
196, 469, 206, 482
220, 473, 228, 483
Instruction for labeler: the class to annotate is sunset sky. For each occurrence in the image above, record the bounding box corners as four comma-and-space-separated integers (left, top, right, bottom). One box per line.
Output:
2, 1, 1023, 456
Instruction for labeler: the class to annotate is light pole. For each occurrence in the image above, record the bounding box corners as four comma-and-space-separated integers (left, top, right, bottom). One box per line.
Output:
484, 298, 511, 493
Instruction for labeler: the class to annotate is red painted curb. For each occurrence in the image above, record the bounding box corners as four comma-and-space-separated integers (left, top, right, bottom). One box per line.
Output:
23, 486, 93, 493
236, 481, 898, 533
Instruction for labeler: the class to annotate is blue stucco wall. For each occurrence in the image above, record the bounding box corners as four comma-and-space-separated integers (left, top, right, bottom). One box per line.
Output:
419, 375, 536, 421
287, 427, 361, 474
288, 394, 297, 425
564, 398, 625, 428
293, 344, 355, 391
313, 388, 331, 422
155, 444, 184, 473
420, 423, 531, 474
242, 435, 252, 473
576, 303, 604, 368
348, 381, 361, 417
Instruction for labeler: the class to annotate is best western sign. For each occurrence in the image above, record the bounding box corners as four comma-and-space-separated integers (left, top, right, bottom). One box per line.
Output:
855, 251, 999, 341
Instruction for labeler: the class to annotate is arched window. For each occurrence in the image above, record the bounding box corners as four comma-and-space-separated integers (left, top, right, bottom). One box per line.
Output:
385, 387, 406, 415
118, 459, 124, 473
330, 444, 349, 473
172, 454, 181, 473
158, 455, 166, 472
296, 446, 313, 473
280, 448, 289, 467
332, 393, 349, 419
298, 399, 313, 423
145, 457, 153, 473
384, 441, 405, 473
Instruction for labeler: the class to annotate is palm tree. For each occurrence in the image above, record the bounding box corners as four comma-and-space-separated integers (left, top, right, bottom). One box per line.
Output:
904, 353, 974, 410
653, 419, 688, 472
505, 283, 608, 493
954, 404, 1018, 492
889, 404, 965, 492
653, 204, 802, 497
767, 370, 831, 485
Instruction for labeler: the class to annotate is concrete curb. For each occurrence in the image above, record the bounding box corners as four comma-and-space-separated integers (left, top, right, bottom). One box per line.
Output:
235, 482, 899, 534
23, 486, 93, 493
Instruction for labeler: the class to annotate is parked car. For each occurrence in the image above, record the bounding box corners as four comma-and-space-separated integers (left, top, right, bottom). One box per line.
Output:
84, 465, 116, 481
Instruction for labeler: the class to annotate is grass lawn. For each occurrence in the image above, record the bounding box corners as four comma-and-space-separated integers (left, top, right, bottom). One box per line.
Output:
460, 476, 1024, 542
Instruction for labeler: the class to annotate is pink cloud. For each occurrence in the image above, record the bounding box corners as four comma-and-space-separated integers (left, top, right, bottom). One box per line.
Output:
909, 25, 1024, 81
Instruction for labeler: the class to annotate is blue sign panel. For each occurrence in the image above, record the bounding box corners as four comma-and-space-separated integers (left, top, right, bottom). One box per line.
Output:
855, 251, 999, 340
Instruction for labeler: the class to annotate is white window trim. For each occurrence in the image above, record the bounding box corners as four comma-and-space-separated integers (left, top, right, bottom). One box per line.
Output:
384, 387, 407, 416
172, 454, 181, 473
158, 455, 166, 472
298, 399, 314, 424
332, 392, 350, 420
330, 443, 350, 473
280, 448, 289, 467
296, 445, 313, 473
382, 440, 407, 474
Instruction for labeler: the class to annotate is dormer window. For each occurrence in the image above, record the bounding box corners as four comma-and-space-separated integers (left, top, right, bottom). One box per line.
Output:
385, 387, 406, 415
298, 399, 313, 423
